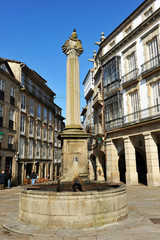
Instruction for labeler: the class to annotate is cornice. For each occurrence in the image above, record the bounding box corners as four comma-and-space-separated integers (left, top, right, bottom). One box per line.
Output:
101, 8, 160, 62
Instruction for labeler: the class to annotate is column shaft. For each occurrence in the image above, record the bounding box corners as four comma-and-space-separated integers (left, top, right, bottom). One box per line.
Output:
124, 137, 138, 185
144, 133, 160, 186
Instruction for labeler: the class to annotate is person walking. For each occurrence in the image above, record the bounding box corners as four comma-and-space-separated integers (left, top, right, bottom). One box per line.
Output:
0, 170, 6, 190
30, 170, 37, 184
6, 170, 12, 188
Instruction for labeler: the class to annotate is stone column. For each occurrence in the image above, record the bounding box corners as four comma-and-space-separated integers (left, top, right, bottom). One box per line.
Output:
60, 30, 89, 182
106, 140, 120, 183
124, 137, 138, 185
144, 132, 160, 186
62, 29, 83, 129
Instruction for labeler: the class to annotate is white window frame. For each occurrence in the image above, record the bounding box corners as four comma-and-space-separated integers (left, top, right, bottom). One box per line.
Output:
0, 79, 5, 91
19, 138, 25, 158
44, 108, 47, 123
21, 94, 26, 111
0, 105, 3, 117
37, 104, 41, 119
29, 119, 34, 136
20, 115, 25, 133
30, 99, 34, 115
37, 122, 41, 138
29, 140, 33, 157
10, 86, 15, 97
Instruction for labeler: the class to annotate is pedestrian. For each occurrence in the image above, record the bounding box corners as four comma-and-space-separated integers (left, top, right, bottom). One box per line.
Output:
30, 170, 37, 184
6, 170, 12, 188
0, 170, 6, 190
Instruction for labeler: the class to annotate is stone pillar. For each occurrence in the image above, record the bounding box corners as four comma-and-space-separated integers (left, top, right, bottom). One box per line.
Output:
1, 156, 5, 171
62, 29, 83, 129
124, 137, 138, 185
60, 30, 89, 182
106, 140, 120, 183
144, 132, 160, 186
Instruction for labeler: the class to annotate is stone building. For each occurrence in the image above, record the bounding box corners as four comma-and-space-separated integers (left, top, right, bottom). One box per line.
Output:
0, 58, 20, 184
82, 0, 160, 186
0, 58, 64, 184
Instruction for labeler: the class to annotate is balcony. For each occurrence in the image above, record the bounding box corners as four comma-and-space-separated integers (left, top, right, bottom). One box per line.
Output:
92, 90, 103, 109
141, 54, 160, 74
92, 123, 103, 135
106, 104, 160, 130
122, 69, 139, 86
104, 79, 121, 95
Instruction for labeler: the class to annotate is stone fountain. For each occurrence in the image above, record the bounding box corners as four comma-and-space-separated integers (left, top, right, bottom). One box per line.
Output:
18, 30, 128, 229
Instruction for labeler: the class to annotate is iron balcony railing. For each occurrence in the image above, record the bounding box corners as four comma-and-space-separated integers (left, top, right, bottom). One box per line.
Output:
106, 104, 160, 130
141, 54, 160, 73
122, 68, 139, 85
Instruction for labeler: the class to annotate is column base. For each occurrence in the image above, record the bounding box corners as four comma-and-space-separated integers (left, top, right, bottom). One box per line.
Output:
126, 172, 138, 185
107, 171, 120, 183
147, 173, 160, 186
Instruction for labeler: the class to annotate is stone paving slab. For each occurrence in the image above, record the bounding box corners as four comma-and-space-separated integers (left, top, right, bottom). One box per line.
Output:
0, 185, 160, 239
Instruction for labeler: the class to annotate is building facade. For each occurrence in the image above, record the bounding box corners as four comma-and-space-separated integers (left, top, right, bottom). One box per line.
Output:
0, 58, 20, 185
0, 58, 64, 184
83, 0, 160, 186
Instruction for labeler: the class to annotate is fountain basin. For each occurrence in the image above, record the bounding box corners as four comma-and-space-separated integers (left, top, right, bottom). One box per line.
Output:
19, 183, 128, 229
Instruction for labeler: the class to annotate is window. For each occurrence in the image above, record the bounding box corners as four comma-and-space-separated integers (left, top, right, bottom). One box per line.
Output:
0, 79, 5, 100
29, 119, 34, 135
55, 148, 57, 162
54, 132, 57, 146
58, 149, 61, 161
43, 127, 47, 140
43, 143, 47, 157
37, 122, 41, 138
125, 26, 132, 35
37, 104, 41, 119
109, 40, 115, 48
144, 7, 153, 18
130, 91, 139, 120
55, 118, 57, 130
20, 115, 25, 133
28, 79, 33, 92
49, 129, 52, 141
9, 110, 14, 130
44, 108, 47, 122
49, 144, 52, 158
0, 105, 3, 127
19, 138, 25, 157
30, 100, 34, 115
10, 86, 15, 105
36, 141, 40, 157
128, 53, 136, 72
29, 140, 33, 157
21, 73, 25, 86
49, 112, 52, 125
8, 136, 13, 150
152, 81, 160, 113
35, 84, 39, 97
103, 56, 121, 86
148, 38, 159, 67
21, 94, 25, 110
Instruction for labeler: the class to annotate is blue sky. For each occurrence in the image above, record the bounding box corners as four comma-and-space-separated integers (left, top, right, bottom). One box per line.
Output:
1, 0, 144, 118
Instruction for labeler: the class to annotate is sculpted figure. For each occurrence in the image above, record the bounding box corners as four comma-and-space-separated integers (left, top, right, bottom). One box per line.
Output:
62, 29, 83, 56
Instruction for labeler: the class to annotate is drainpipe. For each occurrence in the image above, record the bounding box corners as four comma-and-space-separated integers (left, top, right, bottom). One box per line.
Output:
101, 66, 107, 181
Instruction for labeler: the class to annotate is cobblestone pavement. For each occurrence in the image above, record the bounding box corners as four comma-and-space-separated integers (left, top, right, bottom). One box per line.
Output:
0, 185, 160, 239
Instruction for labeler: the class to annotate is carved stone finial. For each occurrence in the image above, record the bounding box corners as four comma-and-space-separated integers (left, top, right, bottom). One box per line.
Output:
62, 30, 83, 56
100, 32, 105, 42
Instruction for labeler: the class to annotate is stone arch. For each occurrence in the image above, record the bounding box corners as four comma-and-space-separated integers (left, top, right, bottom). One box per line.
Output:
89, 154, 97, 180
98, 151, 106, 181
